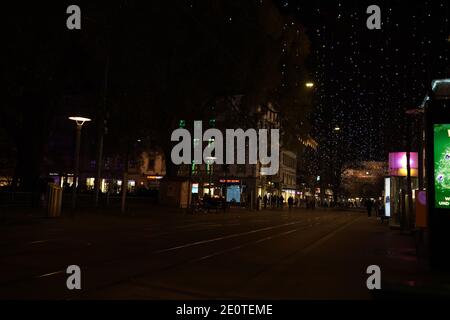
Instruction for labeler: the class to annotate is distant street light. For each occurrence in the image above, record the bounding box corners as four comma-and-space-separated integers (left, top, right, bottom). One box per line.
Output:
68, 116, 91, 213
334, 127, 341, 132
305, 82, 314, 88
205, 156, 216, 196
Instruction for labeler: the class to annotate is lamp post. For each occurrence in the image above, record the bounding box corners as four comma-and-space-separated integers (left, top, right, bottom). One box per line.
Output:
69, 116, 91, 213
205, 157, 216, 197
405, 107, 425, 230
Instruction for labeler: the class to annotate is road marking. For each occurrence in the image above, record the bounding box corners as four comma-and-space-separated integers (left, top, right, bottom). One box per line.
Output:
29, 239, 57, 245
154, 221, 304, 254
302, 216, 362, 255
194, 229, 299, 262
36, 270, 65, 278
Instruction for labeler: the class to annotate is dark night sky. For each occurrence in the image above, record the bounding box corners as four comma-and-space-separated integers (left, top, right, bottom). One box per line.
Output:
3, 1, 449, 170
276, 0, 449, 160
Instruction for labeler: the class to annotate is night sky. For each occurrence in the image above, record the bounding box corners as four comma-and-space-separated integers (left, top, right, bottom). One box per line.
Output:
276, 0, 449, 161
2, 1, 450, 187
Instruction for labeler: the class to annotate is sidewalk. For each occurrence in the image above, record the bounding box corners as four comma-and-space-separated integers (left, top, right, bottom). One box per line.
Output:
363, 217, 450, 299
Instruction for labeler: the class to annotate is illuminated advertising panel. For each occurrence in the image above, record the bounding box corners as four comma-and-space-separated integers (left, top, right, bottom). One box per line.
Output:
433, 124, 450, 209
384, 178, 391, 217
388, 152, 418, 177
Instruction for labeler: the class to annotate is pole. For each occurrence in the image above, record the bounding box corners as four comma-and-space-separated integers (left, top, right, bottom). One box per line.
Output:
121, 146, 130, 214
72, 124, 82, 213
209, 164, 212, 196
418, 116, 425, 190
121, 171, 128, 214
406, 117, 413, 230
94, 55, 109, 207
94, 128, 104, 207
187, 161, 192, 213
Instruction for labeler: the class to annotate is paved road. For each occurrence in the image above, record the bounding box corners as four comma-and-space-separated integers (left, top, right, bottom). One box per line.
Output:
0, 208, 426, 299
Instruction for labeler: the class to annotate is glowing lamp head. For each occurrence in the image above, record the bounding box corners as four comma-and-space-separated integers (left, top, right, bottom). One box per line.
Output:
69, 116, 91, 126
205, 156, 217, 165
305, 82, 314, 88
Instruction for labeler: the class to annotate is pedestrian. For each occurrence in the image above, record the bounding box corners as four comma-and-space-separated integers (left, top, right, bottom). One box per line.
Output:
288, 196, 294, 210
38, 177, 48, 208
263, 194, 268, 209
366, 199, 373, 217
374, 199, 381, 217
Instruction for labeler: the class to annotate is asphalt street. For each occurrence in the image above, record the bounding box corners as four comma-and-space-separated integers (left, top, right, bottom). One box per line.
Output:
0, 208, 428, 299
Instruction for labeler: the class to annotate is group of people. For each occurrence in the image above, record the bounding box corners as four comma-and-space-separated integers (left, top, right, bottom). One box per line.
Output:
258, 194, 297, 210
365, 198, 383, 217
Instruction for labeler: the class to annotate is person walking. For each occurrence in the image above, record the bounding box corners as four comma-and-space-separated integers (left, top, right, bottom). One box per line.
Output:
263, 194, 268, 209
288, 196, 294, 210
374, 199, 382, 217
365, 199, 373, 217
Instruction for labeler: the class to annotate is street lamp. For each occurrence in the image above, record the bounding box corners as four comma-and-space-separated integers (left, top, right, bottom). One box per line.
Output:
205, 156, 216, 196
68, 116, 91, 212
305, 82, 314, 88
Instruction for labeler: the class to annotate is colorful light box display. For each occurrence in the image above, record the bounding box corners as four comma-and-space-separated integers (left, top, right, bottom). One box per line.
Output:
388, 152, 418, 177
433, 124, 450, 209
384, 177, 391, 217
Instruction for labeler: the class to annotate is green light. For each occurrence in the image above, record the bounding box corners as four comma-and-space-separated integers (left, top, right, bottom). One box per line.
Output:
434, 124, 450, 208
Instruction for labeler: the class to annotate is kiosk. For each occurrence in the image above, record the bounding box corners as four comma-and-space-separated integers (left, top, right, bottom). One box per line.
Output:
386, 152, 419, 228
425, 79, 450, 268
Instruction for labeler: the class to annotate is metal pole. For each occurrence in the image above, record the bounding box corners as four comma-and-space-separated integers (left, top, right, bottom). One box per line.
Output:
418, 116, 425, 190
94, 130, 104, 207
72, 124, 82, 213
94, 55, 109, 208
121, 171, 128, 214
121, 146, 130, 214
406, 117, 413, 230
187, 161, 192, 212
209, 164, 212, 196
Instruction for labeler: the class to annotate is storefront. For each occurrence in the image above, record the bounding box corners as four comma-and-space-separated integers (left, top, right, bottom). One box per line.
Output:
220, 179, 241, 203
385, 152, 419, 228
282, 189, 296, 202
